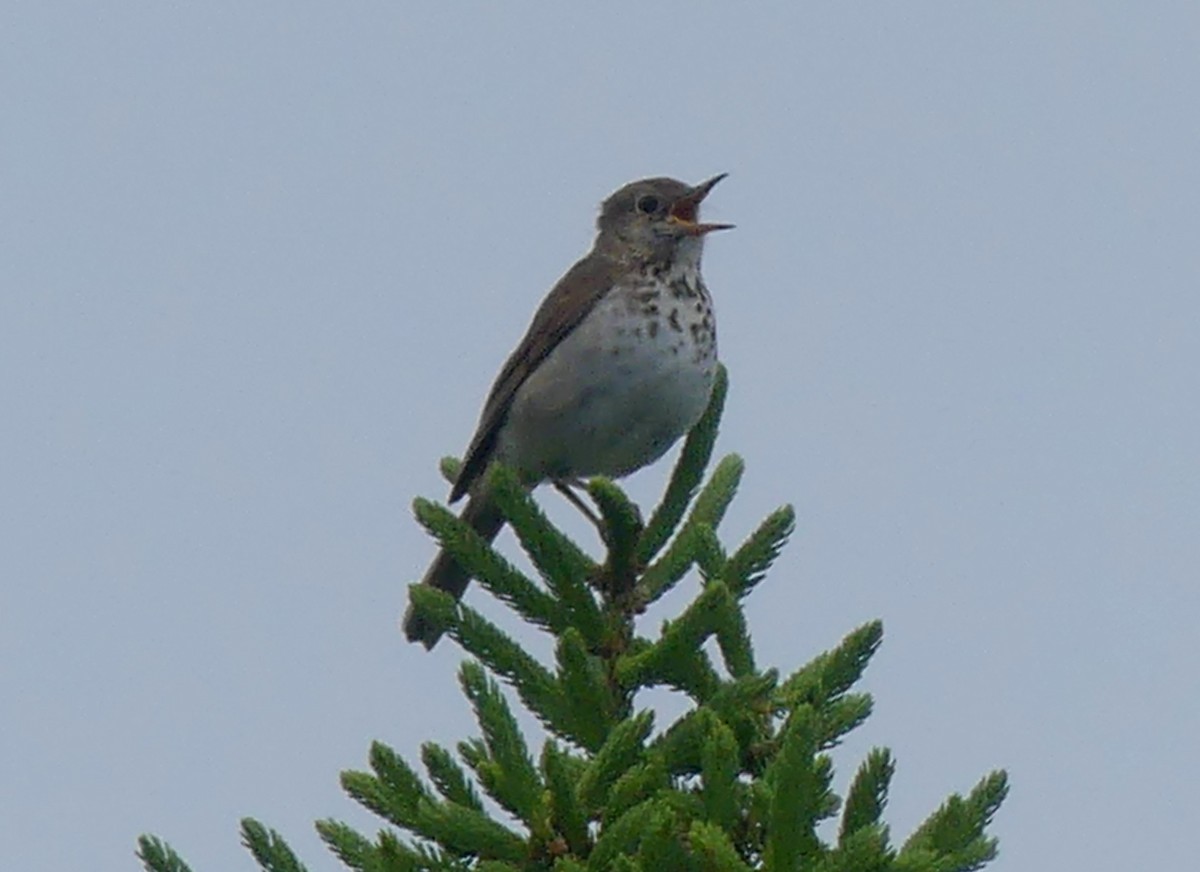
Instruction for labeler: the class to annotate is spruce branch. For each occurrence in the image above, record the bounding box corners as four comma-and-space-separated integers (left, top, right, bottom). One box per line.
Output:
585, 796, 672, 871
636, 365, 728, 565
137, 366, 1008, 872
898, 771, 1009, 872
555, 628, 619, 751
577, 711, 655, 813
639, 521, 702, 606
762, 705, 825, 868
542, 743, 591, 857
412, 801, 527, 863
779, 620, 884, 711
653, 672, 777, 777
458, 662, 544, 827
440, 602, 577, 743
614, 581, 732, 700
315, 819, 407, 872
686, 453, 744, 539
241, 819, 309, 872
602, 753, 673, 825
585, 478, 643, 597
840, 748, 896, 846
689, 820, 754, 872
818, 825, 894, 872
692, 522, 729, 583
337, 742, 433, 833
412, 498, 562, 635
699, 711, 741, 831
817, 693, 875, 750
488, 466, 606, 646
713, 584, 756, 679
137, 836, 195, 872
439, 456, 463, 486
721, 505, 796, 598
422, 743, 484, 811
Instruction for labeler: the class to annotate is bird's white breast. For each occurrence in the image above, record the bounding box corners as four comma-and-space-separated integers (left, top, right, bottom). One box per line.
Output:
497, 262, 717, 482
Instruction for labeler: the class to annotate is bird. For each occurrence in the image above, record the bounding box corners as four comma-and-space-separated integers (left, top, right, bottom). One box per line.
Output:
403, 174, 732, 648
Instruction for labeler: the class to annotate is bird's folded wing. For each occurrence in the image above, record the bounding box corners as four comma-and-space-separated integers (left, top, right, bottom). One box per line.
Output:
450, 252, 618, 502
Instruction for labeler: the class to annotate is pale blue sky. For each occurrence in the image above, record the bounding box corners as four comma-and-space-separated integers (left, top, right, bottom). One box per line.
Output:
3, 4, 1198, 870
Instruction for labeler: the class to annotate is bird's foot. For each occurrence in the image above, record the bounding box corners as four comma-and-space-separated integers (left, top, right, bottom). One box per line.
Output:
552, 478, 604, 530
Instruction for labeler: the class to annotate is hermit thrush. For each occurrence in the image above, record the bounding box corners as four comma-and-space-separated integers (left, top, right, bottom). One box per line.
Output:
403, 174, 731, 648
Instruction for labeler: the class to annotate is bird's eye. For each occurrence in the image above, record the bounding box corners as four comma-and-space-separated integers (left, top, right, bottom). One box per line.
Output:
636, 195, 660, 214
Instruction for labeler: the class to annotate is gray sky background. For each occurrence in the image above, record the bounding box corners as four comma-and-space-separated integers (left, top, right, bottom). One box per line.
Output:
3, 4, 1197, 870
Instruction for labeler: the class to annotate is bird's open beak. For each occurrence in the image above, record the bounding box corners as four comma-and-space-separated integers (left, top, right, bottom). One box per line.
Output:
668, 173, 734, 236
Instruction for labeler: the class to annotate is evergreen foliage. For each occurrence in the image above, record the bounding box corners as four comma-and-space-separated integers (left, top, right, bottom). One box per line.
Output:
138, 366, 1007, 871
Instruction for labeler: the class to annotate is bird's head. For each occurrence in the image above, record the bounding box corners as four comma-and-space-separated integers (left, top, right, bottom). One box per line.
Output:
595, 174, 732, 264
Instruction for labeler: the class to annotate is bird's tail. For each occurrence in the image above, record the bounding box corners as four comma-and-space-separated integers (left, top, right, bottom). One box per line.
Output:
402, 492, 505, 649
